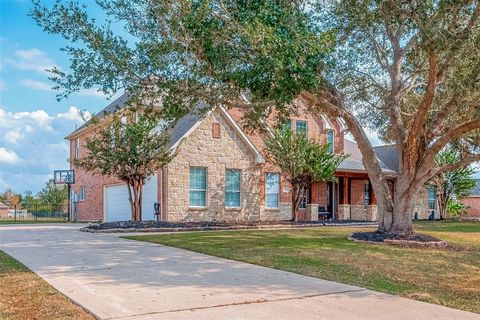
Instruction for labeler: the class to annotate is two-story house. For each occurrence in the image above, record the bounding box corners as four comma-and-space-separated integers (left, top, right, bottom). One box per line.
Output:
66, 93, 435, 223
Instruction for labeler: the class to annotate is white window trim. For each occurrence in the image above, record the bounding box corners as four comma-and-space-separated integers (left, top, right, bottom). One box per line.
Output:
299, 189, 309, 209
79, 186, 86, 201
326, 130, 335, 153
364, 182, 370, 208
265, 172, 280, 209
75, 137, 80, 160
225, 169, 241, 208
189, 167, 208, 208
295, 120, 308, 136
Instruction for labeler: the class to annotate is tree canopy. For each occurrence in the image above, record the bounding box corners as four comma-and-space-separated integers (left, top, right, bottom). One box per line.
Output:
75, 106, 174, 220
265, 128, 345, 220
31, 0, 480, 235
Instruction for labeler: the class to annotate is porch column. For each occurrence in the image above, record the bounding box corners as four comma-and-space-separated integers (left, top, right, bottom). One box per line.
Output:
337, 176, 351, 220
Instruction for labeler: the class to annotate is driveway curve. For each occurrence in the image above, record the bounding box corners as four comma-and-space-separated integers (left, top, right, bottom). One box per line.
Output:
0, 224, 478, 320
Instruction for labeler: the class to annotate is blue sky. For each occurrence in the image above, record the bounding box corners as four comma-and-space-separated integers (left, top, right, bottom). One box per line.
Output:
0, 0, 118, 193
0, 1, 477, 194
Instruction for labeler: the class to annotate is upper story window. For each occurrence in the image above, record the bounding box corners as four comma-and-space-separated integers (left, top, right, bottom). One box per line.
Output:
265, 173, 280, 209
189, 167, 207, 207
326, 130, 335, 153
225, 169, 241, 208
295, 120, 308, 136
74, 137, 80, 160
281, 119, 292, 132
79, 186, 86, 201
428, 185, 436, 210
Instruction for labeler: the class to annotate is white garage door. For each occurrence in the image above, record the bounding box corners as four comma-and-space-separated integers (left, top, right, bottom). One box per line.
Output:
104, 175, 158, 222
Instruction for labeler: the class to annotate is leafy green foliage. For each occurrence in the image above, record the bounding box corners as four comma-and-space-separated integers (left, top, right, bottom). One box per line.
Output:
447, 199, 469, 219
433, 149, 477, 219
75, 106, 174, 220
37, 179, 67, 212
265, 128, 345, 220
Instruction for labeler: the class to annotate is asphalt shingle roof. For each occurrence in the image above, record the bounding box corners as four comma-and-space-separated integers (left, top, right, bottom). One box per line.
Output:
373, 144, 398, 171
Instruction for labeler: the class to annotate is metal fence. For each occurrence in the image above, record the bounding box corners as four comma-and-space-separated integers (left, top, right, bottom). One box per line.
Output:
0, 203, 68, 223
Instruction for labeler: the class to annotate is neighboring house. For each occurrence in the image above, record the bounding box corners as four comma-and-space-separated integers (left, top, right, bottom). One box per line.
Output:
0, 202, 9, 218
461, 179, 480, 220
67, 94, 403, 223
374, 145, 439, 220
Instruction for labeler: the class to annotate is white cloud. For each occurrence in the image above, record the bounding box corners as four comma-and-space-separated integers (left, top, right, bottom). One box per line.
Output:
13, 48, 60, 75
0, 106, 88, 192
76, 88, 109, 98
346, 128, 384, 147
0, 147, 20, 164
4, 129, 24, 144
57, 106, 91, 122
20, 78, 54, 92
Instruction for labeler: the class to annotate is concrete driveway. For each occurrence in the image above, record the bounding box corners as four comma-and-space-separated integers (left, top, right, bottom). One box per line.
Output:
0, 224, 478, 320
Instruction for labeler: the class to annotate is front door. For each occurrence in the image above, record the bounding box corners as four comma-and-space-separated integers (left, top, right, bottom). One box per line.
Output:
327, 181, 338, 220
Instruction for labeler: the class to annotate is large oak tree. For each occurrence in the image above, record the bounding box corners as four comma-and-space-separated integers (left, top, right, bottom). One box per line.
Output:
32, 0, 479, 235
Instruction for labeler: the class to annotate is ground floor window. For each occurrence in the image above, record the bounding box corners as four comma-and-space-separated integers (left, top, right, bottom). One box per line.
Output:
265, 173, 279, 208
364, 182, 370, 208
428, 185, 436, 210
225, 169, 241, 207
299, 188, 309, 209
190, 167, 207, 207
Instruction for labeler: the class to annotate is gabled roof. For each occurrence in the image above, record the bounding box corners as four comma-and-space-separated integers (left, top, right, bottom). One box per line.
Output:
168, 106, 265, 163
340, 139, 396, 176
65, 94, 265, 163
0, 201, 9, 209
65, 92, 131, 139
373, 144, 399, 171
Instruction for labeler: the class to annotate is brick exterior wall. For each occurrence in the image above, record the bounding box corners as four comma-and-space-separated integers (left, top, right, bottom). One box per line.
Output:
69, 131, 128, 222
228, 100, 346, 221
68, 97, 415, 223
461, 197, 480, 219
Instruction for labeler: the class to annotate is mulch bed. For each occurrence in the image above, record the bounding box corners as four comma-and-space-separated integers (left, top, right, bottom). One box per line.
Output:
349, 231, 447, 248
80, 220, 378, 233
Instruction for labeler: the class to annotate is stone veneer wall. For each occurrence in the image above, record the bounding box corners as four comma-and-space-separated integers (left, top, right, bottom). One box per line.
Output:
412, 186, 438, 219
166, 109, 263, 222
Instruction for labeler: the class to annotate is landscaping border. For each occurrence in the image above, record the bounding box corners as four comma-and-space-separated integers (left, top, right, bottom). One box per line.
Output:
347, 234, 448, 248
81, 221, 378, 233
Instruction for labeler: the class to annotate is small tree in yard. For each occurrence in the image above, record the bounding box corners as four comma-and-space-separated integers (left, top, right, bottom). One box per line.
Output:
432, 149, 477, 220
75, 107, 175, 221
265, 129, 345, 221
38, 179, 67, 213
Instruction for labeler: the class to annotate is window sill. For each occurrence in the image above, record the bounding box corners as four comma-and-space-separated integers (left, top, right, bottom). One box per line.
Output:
188, 206, 208, 211
225, 207, 241, 211
265, 207, 280, 211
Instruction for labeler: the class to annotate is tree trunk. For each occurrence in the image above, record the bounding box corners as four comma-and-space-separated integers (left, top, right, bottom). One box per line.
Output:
130, 179, 144, 221
126, 181, 135, 221
389, 173, 418, 236
291, 184, 299, 222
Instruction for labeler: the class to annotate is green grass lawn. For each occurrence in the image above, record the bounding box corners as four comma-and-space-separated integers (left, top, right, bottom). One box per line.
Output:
0, 251, 94, 319
125, 220, 480, 314
0, 219, 67, 225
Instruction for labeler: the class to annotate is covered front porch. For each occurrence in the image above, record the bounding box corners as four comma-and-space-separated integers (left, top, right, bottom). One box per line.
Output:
298, 172, 379, 222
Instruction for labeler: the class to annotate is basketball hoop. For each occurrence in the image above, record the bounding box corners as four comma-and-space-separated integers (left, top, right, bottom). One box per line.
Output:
54, 170, 75, 185
54, 170, 75, 222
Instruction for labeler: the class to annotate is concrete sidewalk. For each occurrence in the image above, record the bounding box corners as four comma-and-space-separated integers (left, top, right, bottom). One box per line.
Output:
0, 224, 478, 320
